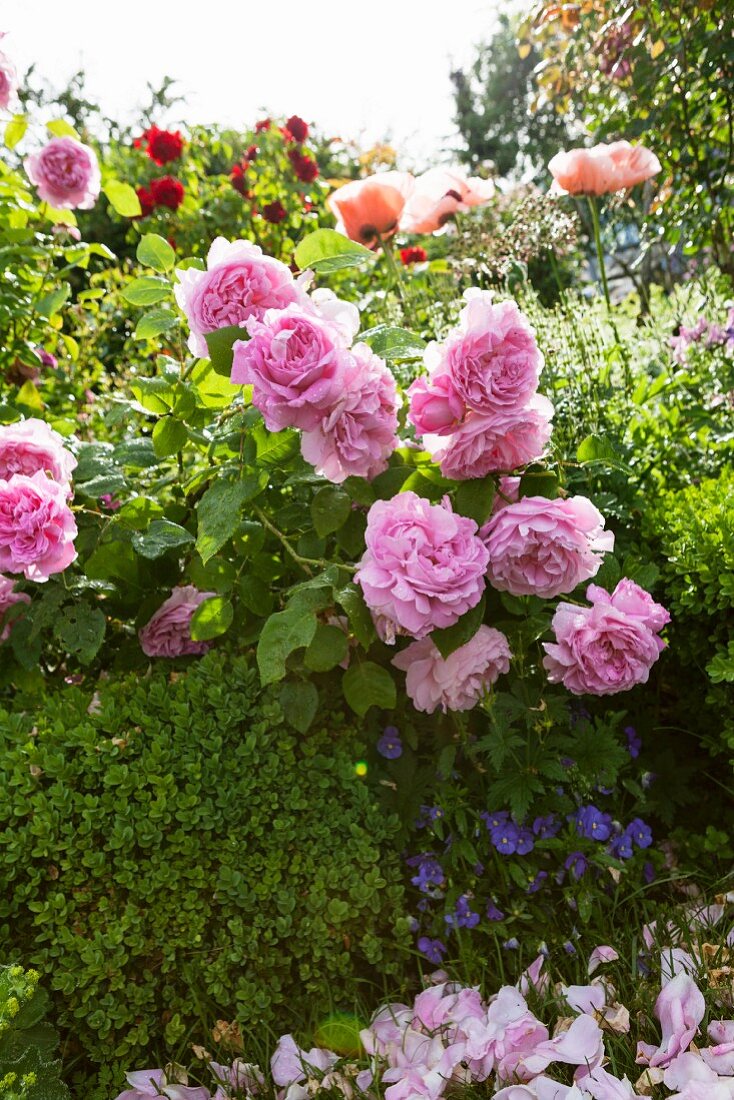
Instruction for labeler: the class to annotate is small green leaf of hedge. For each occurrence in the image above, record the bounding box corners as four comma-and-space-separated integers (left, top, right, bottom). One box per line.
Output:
136, 233, 176, 272
342, 661, 396, 715
279, 680, 319, 732
294, 228, 372, 273
190, 596, 233, 641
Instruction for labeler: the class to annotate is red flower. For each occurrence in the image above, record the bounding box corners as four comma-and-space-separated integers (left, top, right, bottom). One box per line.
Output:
245, 144, 259, 162
135, 185, 156, 218
255, 118, 271, 133
285, 115, 309, 143
230, 163, 248, 195
262, 200, 287, 224
288, 148, 319, 183
150, 175, 184, 210
400, 246, 428, 265
137, 125, 185, 165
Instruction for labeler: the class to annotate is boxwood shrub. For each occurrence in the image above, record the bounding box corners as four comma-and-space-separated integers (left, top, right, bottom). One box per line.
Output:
0, 652, 410, 1071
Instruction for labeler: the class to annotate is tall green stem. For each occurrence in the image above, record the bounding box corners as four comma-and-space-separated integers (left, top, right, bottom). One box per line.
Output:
380, 234, 407, 307
587, 195, 611, 312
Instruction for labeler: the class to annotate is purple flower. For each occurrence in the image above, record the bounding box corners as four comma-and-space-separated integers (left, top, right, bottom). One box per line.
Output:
490, 820, 520, 855
416, 805, 444, 828
417, 936, 446, 964
377, 726, 403, 759
473, 861, 485, 875
564, 851, 589, 880
527, 870, 548, 894
533, 814, 560, 838
36, 347, 58, 368
481, 810, 509, 830
407, 854, 445, 893
515, 827, 535, 855
503, 937, 520, 951
575, 805, 613, 841
609, 833, 633, 860
486, 900, 505, 921
563, 940, 577, 955
625, 725, 641, 758
445, 894, 480, 929
561, 756, 575, 768
643, 861, 656, 884
626, 817, 653, 849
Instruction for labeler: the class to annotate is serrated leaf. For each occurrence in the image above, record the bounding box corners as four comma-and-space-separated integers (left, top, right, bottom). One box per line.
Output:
190, 596, 233, 641
576, 435, 631, 472
131, 519, 194, 558
136, 233, 176, 272
152, 416, 187, 457
342, 660, 395, 716
454, 475, 496, 525
134, 308, 179, 340
335, 583, 376, 649
311, 486, 352, 537
253, 424, 299, 466
195, 475, 267, 562
294, 228, 373, 273
360, 324, 426, 360
53, 604, 106, 664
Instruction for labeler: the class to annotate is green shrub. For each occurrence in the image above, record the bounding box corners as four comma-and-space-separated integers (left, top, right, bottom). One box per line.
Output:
0, 652, 410, 1074
0, 964, 68, 1100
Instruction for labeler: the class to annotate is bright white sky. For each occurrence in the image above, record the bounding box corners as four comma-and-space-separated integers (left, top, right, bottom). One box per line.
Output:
4, 0, 514, 167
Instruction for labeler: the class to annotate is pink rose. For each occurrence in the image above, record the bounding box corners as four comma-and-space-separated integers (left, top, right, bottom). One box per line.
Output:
483, 495, 614, 598
356, 492, 489, 639
0, 418, 77, 493
138, 585, 216, 658
543, 580, 667, 696
327, 171, 415, 248
430, 292, 543, 415
300, 343, 399, 483
25, 137, 101, 210
0, 575, 30, 642
174, 237, 303, 358
424, 396, 554, 480
400, 167, 495, 234
0, 471, 77, 581
392, 625, 512, 713
0, 35, 18, 112
231, 305, 349, 431
587, 578, 670, 633
492, 477, 522, 513
407, 372, 466, 436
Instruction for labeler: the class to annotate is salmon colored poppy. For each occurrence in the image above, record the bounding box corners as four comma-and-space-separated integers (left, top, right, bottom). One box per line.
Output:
549, 141, 660, 196
400, 168, 495, 234
327, 171, 415, 248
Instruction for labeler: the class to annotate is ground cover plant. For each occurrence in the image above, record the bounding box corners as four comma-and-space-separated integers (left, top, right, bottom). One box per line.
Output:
0, 6, 732, 1096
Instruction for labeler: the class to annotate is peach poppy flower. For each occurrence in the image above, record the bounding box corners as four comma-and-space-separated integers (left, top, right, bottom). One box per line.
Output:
328, 171, 415, 248
549, 142, 661, 196
400, 168, 495, 234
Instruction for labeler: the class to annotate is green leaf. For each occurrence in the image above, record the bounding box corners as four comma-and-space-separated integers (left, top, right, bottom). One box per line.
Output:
257, 608, 318, 684
431, 596, 486, 659
152, 416, 187, 457
16, 380, 44, 412
454, 475, 496, 525
134, 308, 179, 340
130, 377, 176, 415
121, 276, 171, 306
104, 179, 142, 217
304, 624, 349, 672
294, 228, 373, 273
46, 118, 80, 139
360, 325, 426, 361
36, 283, 71, 319
5, 114, 28, 149
195, 475, 267, 562
205, 324, 246, 376
131, 519, 194, 559
190, 596, 233, 641
519, 470, 559, 499
342, 661, 396, 716
53, 604, 106, 664
253, 424, 300, 466
335, 583, 376, 649
311, 486, 352, 537
136, 233, 176, 273
116, 497, 164, 530
279, 680, 319, 732
576, 435, 630, 472
190, 358, 239, 406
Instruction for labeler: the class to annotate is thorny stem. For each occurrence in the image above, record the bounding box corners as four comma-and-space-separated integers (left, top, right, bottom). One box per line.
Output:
252, 506, 357, 577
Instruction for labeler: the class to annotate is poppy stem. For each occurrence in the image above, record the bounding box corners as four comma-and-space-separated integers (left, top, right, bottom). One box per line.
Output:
587, 196, 612, 313
380, 234, 407, 306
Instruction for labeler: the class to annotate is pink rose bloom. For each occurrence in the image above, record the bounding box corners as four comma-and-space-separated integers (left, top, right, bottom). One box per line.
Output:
174, 237, 302, 358
424, 396, 554, 480
543, 583, 667, 696
0, 575, 30, 641
356, 492, 489, 639
430, 292, 543, 415
0, 471, 77, 581
484, 495, 614, 598
392, 626, 511, 713
400, 167, 495, 234
25, 137, 101, 210
0, 34, 18, 112
0, 418, 77, 493
300, 343, 399, 483
231, 305, 349, 431
327, 171, 415, 248
587, 578, 670, 633
407, 372, 465, 436
138, 585, 216, 658
492, 476, 522, 514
